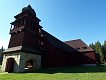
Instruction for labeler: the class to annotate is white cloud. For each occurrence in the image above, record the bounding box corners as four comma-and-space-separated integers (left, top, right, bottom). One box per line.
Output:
0, 39, 8, 49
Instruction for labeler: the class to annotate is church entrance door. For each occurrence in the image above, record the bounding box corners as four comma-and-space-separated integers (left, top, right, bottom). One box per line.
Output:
5, 58, 15, 72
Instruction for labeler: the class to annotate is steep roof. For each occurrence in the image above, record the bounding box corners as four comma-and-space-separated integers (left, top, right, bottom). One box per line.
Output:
42, 30, 77, 52
64, 39, 94, 52
4, 30, 77, 54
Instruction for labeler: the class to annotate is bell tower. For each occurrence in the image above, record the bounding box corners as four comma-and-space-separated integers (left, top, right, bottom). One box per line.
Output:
9, 5, 42, 49
1, 5, 43, 72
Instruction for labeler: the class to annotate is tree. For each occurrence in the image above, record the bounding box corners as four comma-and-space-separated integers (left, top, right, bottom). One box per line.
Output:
0, 46, 5, 52
102, 41, 106, 63
94, 41, 104, 63
89, 43, 95, 50
0, 46, 5, 64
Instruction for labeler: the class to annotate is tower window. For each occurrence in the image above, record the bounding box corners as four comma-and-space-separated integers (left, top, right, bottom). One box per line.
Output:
41, 34, 44, 37
41, 41, 44, 45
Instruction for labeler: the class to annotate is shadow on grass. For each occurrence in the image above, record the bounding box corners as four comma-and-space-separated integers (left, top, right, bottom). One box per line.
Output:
21, 65, 106, 74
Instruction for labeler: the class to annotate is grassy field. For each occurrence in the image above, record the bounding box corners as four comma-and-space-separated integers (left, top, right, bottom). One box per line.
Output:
0, 65, 2, 73
0, 65, 106, 80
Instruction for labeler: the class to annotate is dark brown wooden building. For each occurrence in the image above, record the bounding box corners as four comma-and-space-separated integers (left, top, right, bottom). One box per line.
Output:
1, 5, 96, 72
65, 39, 96, 65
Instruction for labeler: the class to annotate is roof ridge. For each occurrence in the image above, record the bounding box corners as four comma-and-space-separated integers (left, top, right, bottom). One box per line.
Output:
64, 39, 81, 42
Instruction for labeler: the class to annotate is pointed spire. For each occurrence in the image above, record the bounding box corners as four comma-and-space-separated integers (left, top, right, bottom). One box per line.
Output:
27, 5, 31, 8
22, 5, 36, 16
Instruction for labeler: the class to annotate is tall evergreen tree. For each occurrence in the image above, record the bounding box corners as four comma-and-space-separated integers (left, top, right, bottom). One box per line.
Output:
0, 46, 5, 64
94, 41, 104, 63
102, 41, 106, 63
0, 46, 5, 52
89, 43, 95, 50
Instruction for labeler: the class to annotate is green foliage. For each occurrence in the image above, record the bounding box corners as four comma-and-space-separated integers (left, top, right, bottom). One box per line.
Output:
89, 41, 106, 63
0, 65, 106, 80
102, 41, 106, 62
0, 46, 5, 52
89, 43, 95, 50
95, 41, 104, 62
0, 46, 5, 64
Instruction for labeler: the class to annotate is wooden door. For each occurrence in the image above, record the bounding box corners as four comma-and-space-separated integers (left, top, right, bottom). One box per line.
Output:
5, 58, 15, 73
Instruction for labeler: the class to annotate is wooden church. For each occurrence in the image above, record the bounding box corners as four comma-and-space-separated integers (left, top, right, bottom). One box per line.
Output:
1, 5, 96, 72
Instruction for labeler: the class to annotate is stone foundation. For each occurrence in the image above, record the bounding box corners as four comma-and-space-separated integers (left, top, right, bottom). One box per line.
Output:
1, 52, 41, 72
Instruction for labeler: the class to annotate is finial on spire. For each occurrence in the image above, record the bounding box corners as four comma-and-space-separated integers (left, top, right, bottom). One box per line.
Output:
27, 5, 31, 8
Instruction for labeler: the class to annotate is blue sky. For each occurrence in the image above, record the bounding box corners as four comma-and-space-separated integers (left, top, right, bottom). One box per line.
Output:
0, 0, 106, 49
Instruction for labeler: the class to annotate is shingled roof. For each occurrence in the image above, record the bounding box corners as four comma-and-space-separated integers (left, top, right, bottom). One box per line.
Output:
64, 39, 94, 52
3, 46, 42, 54
42, 30, 77, 52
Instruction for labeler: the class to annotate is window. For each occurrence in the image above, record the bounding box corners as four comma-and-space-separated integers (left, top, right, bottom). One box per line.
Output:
82, 47, 87, 49
25, 59, 33, 69
41, 34, 44, 37
76, 47, 80, 50
39, 29, 42, 33
41, 41, 44, 45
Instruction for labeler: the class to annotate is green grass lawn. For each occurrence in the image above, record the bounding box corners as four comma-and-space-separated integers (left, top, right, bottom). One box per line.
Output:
0, 65, 2, 73
0, 65, 106, 80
